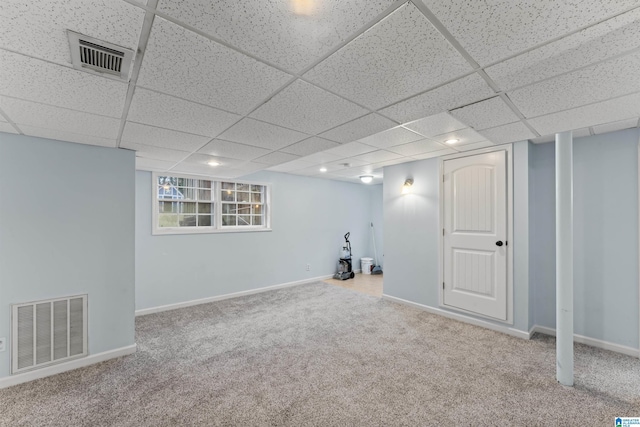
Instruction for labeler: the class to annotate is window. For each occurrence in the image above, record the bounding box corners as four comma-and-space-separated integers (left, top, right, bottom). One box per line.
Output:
153, 173, 270, 235
220, 182, 265, 227
157, 176, 213, 228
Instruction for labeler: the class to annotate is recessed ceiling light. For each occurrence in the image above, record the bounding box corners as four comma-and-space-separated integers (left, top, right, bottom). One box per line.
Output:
319, 167, 327, 173
445, 139, 459, 144
291, 0, 314, 15
207, 161, 220, 166
360, 175, 373, 184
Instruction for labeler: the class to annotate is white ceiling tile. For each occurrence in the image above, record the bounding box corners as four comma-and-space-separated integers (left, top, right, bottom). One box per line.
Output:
478, 122, 537, 144
379, 74, 495, 123
321, 158, 370, 172
324, 141, 378, 158
0, 0, 145, 67
136, 158, 176, 171
304, 3, 472, 110
449, 97, 520, 130
430, 128, 486, 146
357, 126, 423, 149
530, 134, 555, 144
0, 50, 127, 117
347, 150, 403, 164
572, 128, 594, 139
253, 151, 301, 165
232, 162, 268, 174
530, 127, 592, 144
319, 114, 397, 143
509, 51, 640, 118
528, 92, 640, 136
280, 137, 340, 156
592, 118, 639, 135
157, 0, 396, 73
0, 122, 19, 134
217, 118, 309, 150
202, 169, 246, 179
137, 17, 292, 115
369, 157, 413, 168
453, 140, 497, 152
425, 0, 638, 65
121, 122, 211, 151
181, 153, 245, 169
17, 124, 116, 147
411, 148, 457, 160
267, 159, 314, 172
250, 80, 368, 135
386, 139, 445, 157
292, 166, 327, 177
330, 166, 377, 178
128, 88, 241, 138
298, 151, 344, 165
485, 8, 640, 90
119, 141, 190, 162
0, 96, 121, 139
198, 139, 270, 161
170, 163, 239, 177
403, 112, 467, 138
317, 173, 357, 183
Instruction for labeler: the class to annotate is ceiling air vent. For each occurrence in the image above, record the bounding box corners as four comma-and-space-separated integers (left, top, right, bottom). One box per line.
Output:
67, 30, 134, 81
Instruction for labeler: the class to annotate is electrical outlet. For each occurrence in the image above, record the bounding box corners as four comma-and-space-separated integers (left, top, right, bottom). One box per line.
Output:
305, 264, 311, 271
0, 337, 5, 352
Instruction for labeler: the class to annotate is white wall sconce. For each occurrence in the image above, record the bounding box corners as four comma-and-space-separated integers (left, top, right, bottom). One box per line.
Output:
402, 178, 414, 194
360, 175, 373, 184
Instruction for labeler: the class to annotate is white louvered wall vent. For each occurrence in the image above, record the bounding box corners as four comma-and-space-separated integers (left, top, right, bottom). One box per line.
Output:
67, 30, 134, 81
11, 295, 88, 374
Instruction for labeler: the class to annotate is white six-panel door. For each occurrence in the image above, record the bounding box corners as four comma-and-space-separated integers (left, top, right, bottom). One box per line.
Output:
443, 150, 507, 320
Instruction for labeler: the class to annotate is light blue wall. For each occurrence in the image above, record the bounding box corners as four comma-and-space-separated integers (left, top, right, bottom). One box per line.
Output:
0, 133, 136, 379
528, 141, 535, 330
135, 170, 381, 311
382, 145, 531, 333
369, 184, 384, 268
382, 157, 440, 306
530, 142, 556, 328
531, 128, 639, 349
513, 141, 531, 332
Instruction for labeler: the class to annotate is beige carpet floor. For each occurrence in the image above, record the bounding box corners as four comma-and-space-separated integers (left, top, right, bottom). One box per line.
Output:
0, 282, 638, 426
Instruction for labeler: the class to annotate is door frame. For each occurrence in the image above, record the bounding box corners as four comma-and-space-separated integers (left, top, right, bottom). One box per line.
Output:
438, 144, 514, 324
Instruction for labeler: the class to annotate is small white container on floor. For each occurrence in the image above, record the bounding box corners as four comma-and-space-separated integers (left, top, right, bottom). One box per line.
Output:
361, 257, 373, 274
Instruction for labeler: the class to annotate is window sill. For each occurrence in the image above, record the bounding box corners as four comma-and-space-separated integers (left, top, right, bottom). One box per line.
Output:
152, 227, 272, 236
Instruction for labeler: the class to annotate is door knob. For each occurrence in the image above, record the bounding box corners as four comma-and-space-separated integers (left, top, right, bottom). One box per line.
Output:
495, 241, 504, 247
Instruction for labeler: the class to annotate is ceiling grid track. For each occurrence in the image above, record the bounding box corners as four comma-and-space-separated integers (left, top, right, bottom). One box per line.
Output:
499, 44, 640, 94
3, 0, 640, 181
527, 88, 640, 121
152, 0, 409, 175
410, 0, 540, 137
473, 4, 640, 72
116, 0, 159, 149
0, 105, 24, 135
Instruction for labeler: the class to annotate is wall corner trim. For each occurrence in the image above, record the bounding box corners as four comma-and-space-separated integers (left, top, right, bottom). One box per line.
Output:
531, 325, 640, 358
135, 275, 334, 316
0, 344, 137, 390
382, 294, 530, 340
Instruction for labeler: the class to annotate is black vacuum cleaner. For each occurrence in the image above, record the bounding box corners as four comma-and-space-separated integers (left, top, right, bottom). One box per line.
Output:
333, 232, 355, 280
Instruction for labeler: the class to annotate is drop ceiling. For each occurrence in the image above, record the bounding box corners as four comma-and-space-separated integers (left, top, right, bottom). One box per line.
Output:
1, 0, 640, 185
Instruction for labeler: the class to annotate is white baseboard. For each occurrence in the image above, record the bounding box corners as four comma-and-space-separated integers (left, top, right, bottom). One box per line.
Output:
530, 325, 640, 358
0, 344, 137, 390
135, 275, 334, 316
382, 294, 530, 340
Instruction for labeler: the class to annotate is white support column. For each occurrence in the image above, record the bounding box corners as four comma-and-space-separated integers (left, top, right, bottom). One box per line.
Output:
556, 131, 574, 386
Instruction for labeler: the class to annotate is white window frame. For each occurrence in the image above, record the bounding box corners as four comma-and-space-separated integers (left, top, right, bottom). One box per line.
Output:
152, 172, 271, 235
